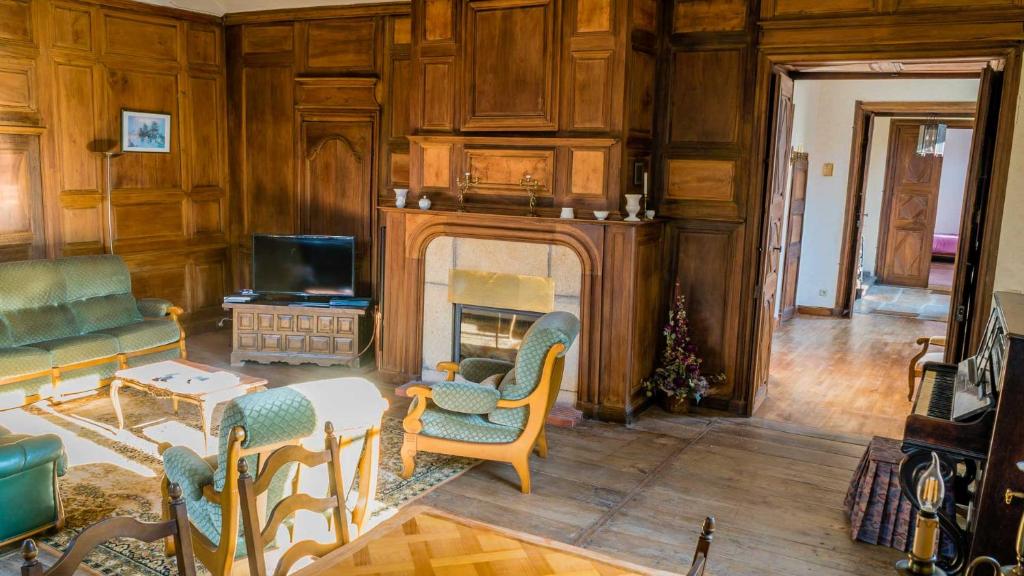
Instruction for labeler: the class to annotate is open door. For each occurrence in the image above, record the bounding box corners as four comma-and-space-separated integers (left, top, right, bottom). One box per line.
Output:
947, 65, 1003, 361
750, 68, 795, 412
779, 151, 808, 322
876, 120, 944, 288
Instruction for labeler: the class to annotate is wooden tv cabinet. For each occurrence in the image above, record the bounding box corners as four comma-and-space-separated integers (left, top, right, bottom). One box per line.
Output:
222, 301, 371, 368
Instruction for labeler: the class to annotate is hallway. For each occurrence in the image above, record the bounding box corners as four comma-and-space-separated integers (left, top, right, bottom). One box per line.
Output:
756, 312, 944, 439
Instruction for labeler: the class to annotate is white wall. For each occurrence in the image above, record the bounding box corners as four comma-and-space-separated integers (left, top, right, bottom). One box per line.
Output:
861, 117, 892, 278
994, 58, 1024, 295
935, 129, 972, 235
789, 78, 980, 309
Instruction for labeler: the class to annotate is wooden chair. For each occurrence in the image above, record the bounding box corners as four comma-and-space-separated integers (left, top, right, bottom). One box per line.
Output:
238, 422, 352, 576
685, 516, 715, 576
401, 311, 579, 494
20, 483, 196, 576
908, 336, 946, 400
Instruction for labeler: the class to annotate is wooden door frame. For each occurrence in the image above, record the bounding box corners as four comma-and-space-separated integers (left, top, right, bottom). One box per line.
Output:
743, 45, 1021, 416
779, 150, 807, 323
836, 106, 975, 316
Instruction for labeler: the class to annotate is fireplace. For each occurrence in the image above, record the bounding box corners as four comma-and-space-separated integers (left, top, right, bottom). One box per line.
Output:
452, 304, 542, 363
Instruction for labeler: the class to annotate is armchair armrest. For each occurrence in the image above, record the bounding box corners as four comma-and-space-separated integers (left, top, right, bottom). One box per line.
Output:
436, 361, 459, 381
458, 358, 514, 384
432, 380, 501, 414
0, 434, 66, 480
161, 445, 214, 502
402, 385, 433, 434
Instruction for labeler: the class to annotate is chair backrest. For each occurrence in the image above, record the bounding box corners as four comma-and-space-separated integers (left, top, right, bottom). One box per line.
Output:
238, 422, 350, 576
20, 483, 197, 576
685, 517, 715, 576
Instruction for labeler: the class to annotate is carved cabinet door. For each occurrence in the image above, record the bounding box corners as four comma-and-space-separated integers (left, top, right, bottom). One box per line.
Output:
298, 114, 376, 295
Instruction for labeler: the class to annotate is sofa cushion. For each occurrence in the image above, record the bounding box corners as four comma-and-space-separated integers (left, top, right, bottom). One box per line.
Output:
57, 255, 133, 301
32, 334, 119, 366
0, 433, 66, 480
96, 319, 180, 353
0, 317, 13, 348
5, 305, 79, 347
69, 293, 143, 333
0, 260, 65, 312
0, 346, 50, 375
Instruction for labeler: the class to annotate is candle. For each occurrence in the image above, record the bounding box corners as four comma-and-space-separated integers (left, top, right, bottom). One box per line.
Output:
643, 171, 648, 196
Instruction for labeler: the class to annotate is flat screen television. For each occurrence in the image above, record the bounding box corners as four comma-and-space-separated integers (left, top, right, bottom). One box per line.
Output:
252, 234, 355, 297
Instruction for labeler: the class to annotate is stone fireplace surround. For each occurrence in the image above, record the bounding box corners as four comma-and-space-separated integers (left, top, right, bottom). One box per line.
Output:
378, 207, 664, 423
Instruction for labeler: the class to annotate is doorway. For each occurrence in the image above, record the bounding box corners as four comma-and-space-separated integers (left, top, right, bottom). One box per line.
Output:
752, 69, 997, 438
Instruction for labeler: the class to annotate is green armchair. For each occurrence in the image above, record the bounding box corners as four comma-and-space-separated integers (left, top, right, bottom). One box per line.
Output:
160, 387, 316, 576
0, 425, 67, 548
401, 311, 579, 494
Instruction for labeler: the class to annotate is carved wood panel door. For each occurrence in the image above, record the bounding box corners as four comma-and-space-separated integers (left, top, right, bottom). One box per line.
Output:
877, 120, 943, 288
751, 70, 794, 411
299, 115, 376, 296
779, 151, 808, 322
0, 133, 45, 262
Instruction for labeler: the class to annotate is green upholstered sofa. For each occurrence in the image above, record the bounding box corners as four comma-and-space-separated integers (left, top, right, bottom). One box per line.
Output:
0, 255, 186, 409
0, 425, 67, 547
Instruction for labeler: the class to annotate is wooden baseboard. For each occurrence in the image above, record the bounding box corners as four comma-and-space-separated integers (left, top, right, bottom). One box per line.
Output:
796, 305, 835, 317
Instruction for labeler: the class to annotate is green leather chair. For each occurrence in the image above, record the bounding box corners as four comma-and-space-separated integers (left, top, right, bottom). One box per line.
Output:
0, 255, 185, 409
0, 425, 67, 548
160, 387, 316, 576
401, 311, 580, 493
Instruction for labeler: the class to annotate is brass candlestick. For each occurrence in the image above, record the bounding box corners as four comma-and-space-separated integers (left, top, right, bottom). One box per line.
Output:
896, 452, 947, 576
519, 173, 543, 217
456, 171, 479, 212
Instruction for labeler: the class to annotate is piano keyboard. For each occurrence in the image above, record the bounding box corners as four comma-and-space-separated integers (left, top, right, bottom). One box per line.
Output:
915, 365, 958, 419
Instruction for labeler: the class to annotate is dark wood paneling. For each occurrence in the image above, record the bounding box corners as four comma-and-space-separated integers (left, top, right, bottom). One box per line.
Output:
0, 133, 44, 262
669, 48, 743, 145
301, 18, 377, 74
674, 0, 748, 33
241, 65, 295, 235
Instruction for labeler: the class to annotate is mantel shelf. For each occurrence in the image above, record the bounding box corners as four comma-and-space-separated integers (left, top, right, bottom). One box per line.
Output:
377, 206, 662, 227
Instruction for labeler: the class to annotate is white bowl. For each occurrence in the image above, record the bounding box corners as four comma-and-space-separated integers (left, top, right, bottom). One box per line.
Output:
593, 211, 610, 221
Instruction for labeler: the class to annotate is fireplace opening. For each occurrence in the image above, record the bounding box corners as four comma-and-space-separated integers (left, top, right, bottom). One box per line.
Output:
452, 304, 543, 363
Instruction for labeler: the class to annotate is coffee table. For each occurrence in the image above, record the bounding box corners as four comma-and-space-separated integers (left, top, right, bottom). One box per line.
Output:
109, 359, 267, 452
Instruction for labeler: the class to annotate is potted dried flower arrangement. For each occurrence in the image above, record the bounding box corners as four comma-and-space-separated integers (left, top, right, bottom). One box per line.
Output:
642, 290, 725, 414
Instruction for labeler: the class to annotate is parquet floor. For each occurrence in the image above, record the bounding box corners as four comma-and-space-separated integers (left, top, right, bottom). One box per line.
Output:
186, 329, 904, 575
755, 312, 945, 439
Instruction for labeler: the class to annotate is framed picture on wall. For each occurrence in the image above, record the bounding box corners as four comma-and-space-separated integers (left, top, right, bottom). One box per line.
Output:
121, 110, 171, 153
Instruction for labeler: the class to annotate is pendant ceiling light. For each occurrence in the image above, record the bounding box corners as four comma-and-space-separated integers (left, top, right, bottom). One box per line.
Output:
916, 122, 948, 157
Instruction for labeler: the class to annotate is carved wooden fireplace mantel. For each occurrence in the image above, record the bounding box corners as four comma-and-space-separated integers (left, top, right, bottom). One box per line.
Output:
378, 207, 664, 422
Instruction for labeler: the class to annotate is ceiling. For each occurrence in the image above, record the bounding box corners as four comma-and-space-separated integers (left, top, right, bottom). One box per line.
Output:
135, 0, 406, 16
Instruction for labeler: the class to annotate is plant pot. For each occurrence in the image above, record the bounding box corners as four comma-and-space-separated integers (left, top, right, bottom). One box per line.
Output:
659, 394, 690, 414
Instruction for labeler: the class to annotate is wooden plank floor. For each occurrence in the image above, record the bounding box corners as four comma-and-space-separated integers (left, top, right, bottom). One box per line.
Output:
756, 312, 945, 439
186, 329, 904, 575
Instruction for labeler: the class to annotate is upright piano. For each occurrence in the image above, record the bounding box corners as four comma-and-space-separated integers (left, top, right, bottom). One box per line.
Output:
902, 291, 1024, 566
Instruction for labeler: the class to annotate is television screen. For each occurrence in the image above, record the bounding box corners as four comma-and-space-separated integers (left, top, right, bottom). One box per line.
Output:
252, 234, 355, 297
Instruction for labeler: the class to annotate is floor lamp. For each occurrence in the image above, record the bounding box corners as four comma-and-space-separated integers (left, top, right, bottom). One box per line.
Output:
102, 151, 120, 254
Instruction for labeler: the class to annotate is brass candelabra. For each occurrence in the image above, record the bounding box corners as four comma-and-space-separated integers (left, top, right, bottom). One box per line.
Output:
456, 171, 479, 212
519, 173, 543, 217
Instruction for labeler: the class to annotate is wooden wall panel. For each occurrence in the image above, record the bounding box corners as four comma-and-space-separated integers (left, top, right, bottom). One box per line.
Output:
53, 62, 99, 193
669, 49, 743, 144
628, 50, 655, 137
463, 148, 555, 195
107, 68, 181, 190
51, 3, 92, 51
674, 0, 748, 33
188, 23, 220, 67
569, 51, 612, 131
420, 142, 451, 189
569, 148, 606, 196
0, 58, 39, 125
666, 159, 736, 202
0, 134, 43, 261
243, 24, 293, 54
575, 0, 612, 33
241, 65, 294, 235
189, 74, 223, 188
303, 18, 377, 73
423, 0, 454, 41
421, 58, 454, 130
0, 0, 33, 44
102, 13, 178, 61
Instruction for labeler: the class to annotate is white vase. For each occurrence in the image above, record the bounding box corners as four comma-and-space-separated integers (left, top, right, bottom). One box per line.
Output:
418, 195, 432, 210
394, 188, 408, 208
624, 194, 642, 222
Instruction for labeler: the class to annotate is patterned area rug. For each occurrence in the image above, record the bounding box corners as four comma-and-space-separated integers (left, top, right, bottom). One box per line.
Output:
0, 388, 477, 575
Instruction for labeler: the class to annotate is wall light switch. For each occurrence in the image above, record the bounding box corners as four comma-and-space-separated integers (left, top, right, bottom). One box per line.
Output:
822, 163, 834, 177
818, 289, 828, 297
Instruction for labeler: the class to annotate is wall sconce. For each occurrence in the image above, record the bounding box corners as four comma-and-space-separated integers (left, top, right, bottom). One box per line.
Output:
896, 452, 946, 575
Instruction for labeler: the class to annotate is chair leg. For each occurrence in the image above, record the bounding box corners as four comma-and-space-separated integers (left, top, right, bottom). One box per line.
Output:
400, 435, 417, 479
534, 429, 548, 458
512, 456, 531, 494
160, 477, 177, 557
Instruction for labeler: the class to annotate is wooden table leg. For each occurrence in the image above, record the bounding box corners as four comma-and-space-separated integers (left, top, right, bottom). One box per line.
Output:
110, 379, 125, 431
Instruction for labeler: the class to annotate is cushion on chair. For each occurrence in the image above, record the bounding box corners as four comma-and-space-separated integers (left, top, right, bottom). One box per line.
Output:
432, 380, 501, 414
0, 433, 66, 480
0, 260, 65, 312
68, 294, 144, 333
97, 319, 180, 353
420, 407, 521, 444
487, 311, 579, 429
0, 346, 51, 379
915, 352, 946, 373
458, 358, 513, 384
31, 333, 119, 366
137, 298, 173, 318
162, 445, 221, 544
